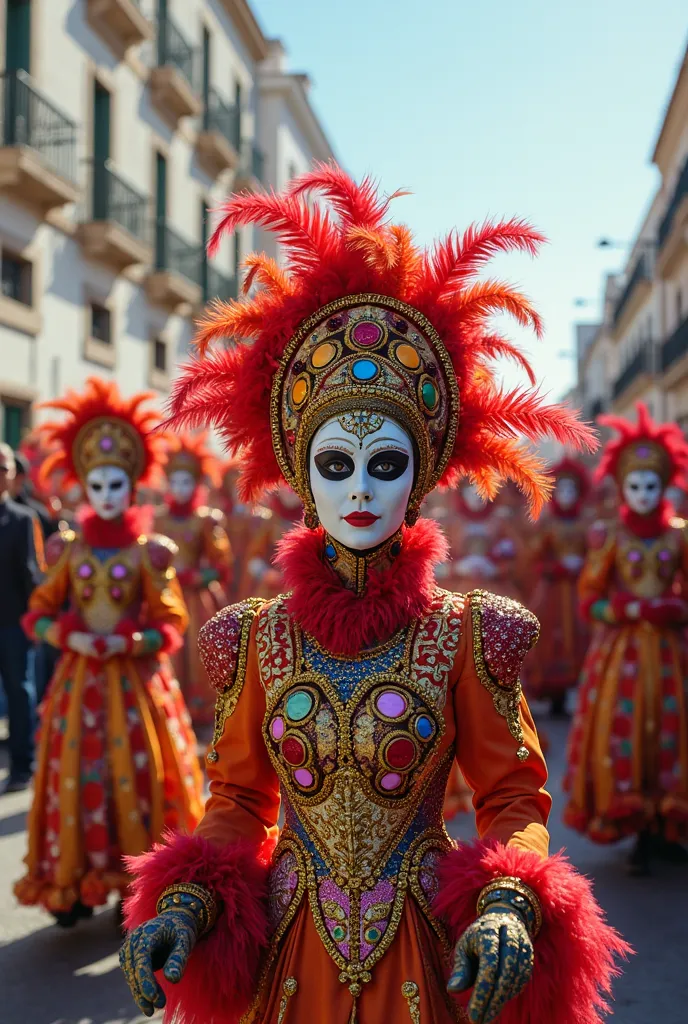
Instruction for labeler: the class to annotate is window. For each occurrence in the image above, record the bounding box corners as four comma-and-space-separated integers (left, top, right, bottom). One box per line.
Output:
1, 250, 32, 305
90, 302, 111, 343
2, 399, 29, 448
153, 338, 167, 372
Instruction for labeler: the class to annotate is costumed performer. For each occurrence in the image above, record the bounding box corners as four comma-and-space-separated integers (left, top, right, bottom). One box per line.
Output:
16, 378, 204, 926
120, 166, 626, 1024
155, 431, 233, 727
528, 457, 590, 717
565, 402, 688, 875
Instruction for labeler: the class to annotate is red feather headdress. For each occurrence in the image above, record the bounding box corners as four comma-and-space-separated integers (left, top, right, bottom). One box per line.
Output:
164, 430, 221, 488
596, 402, 688, 487
168, 163, 597, 518
38, 377, 166, 489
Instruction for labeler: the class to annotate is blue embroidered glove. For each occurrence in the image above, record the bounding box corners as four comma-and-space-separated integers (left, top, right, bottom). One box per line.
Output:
447, 878, 540, 1024
119, 883, 217, 1017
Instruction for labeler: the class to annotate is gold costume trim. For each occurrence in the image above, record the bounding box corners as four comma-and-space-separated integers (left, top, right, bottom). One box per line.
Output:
476, 875, 543, 937
276, 978, 298, 1024
402, 981, 421, 1023
208, 598, 265, 762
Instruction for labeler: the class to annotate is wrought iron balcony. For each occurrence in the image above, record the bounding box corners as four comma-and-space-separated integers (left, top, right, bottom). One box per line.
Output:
612, 250, 652, 330
658, 156, 688, 249
203, 263, 237, 303
146, 222, 202, 309
612, 344, 654, 400
196, 88, 240, 176
86, 0, 152, 52
234, 139, 265, 191
661, 315, 688, 374
0, 69, 79, 210
79, 160, 152, 270
150, 13, 200, 123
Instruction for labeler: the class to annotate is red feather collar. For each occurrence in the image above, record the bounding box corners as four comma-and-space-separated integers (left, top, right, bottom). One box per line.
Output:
619, 499, 674, 539
79, 504, 152, 548
276, 518, 449, 657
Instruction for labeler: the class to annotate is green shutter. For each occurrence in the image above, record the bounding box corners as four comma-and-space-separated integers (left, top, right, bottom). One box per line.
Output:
6, 0, 31, 74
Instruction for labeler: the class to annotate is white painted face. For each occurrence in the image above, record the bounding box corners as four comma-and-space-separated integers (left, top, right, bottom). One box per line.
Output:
462, 482, 486, 513
168, 469, 197, 505
555, 476, 579, 510
622, 469, 663, 515
309, 414, 415, 551
85, 465, 132, 519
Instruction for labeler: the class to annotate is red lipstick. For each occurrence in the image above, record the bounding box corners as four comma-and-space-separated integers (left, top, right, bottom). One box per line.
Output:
343, 511, 380, 527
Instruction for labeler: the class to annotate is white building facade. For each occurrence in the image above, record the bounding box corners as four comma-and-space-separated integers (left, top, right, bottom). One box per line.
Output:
0, 0, 335, 448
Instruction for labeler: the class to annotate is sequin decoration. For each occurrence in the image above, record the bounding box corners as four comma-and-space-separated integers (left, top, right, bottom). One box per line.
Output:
478, 591, 540, 688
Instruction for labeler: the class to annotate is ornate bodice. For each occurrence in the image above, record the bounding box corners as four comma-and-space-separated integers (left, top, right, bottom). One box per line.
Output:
548, 517, 587, 561
154, 506, 223, 572
586, 521, 685, 600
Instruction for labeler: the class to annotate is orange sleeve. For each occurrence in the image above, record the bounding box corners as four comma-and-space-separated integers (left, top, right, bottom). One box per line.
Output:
202, 512, 234, 570
140, 540, 189, 636
28, 538, 72, 617
453, 604, 551, 858
195, 616, 281, 851
578, 522, 616, 604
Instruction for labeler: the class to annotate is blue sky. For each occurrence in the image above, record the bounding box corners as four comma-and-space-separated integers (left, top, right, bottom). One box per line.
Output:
251, 0, 687, 400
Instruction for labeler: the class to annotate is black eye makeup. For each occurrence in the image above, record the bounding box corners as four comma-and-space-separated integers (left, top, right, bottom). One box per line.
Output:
111, 480, 124, 491
90, 482, 103, 492
368, 450, 410, 480
314, 450, 355, 480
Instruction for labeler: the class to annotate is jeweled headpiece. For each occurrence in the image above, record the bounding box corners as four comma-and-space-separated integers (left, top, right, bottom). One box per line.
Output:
168, 164, 596, 519
164, 430, 221, 487
38, 377, 165, 489
597, 402, 688, 488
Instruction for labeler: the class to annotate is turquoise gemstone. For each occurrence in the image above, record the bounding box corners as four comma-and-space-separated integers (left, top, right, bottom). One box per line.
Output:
325, 543, 337, 561
286, 690, 313, 721
351, 359, 378, 381
416, 715, 435, 740
421, 380, 437, 409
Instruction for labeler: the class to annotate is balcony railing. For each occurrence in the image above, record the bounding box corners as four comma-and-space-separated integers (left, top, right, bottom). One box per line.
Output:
0, 69, 77, 183
661, 316, 688, 373
91, 160, 150, 243
658, 156, 688, 249
240, 139, 265, 182
203, 87, 240, 149
157, 11, 196, 88
155, 222, 202, 285
612, 250, 652, 327
612, 344, 654, 400
203, 263, 237, 303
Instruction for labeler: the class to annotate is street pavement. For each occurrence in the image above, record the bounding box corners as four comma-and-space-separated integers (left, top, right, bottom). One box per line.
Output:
0, 714, 685, 1023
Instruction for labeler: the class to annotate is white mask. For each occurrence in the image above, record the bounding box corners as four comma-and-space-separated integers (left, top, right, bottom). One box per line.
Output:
462, 483, 486, 513
308, 413, 414, 551
555, 476, 579, 510
622, 469, 663, 515
168, 469, 197, 505
85, 465, 132, 520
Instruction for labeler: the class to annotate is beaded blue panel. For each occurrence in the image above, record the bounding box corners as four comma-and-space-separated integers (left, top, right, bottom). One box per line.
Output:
302, 635, 406, 701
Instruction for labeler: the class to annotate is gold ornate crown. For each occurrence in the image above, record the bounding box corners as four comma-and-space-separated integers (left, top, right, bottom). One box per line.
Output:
617, 440, 671, 483
271, 293, 459, 524
166, 451, 202, 478
73, 417, 145, 482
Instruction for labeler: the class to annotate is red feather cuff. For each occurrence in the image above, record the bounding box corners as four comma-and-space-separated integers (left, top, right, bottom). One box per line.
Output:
21, 610, 85, 648
434, 840, 630, 1024
124, 831, 274, 1024
112, 620, 183, 656
20, 610, 48, 641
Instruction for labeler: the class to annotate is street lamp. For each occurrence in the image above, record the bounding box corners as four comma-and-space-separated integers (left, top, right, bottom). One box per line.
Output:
596, 238, 629, 250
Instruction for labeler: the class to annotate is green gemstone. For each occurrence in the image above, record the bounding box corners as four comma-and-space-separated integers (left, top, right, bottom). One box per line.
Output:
365, 927, 381, 943
286, 690, 313, 722
421, 381, 437, 409
332, 925, 346, 941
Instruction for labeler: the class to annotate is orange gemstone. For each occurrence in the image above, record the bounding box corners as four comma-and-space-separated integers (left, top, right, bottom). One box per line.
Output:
395, 343, 420, 370
291, 377, 309, 406
312, 342, 336, 368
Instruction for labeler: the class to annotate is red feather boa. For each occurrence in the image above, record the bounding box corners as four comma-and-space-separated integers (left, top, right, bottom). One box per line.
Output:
434, 840, 631, 1024
124, 831, 275, 1024
276, 517, 449, 656
78, 505, 153, 547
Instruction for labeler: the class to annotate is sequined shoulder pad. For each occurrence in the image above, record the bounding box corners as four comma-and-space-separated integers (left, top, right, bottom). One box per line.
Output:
469, 590, 539, 690
140, 532, 179, 571
44, 528, 76, 568
586, 519, 615, 551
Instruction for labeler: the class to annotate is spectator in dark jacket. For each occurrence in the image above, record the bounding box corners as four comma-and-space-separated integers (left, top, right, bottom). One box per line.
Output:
0, 443, 42, 793
11, 450, 57, 539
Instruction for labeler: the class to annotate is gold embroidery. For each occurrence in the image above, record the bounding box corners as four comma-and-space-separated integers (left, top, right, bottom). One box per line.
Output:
256, 598, 295, 690
338, 410, 384, 441
208, 598, 264, 762
276, 978, 298, 1024
402, 981, 421, 1023
322, 530, 403, 596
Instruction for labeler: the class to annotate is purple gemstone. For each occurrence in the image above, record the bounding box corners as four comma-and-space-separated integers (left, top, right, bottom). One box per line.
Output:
636, 445, 650, 458
393, 318, 409, 333
658, 550, 672, 561
352, 321, 382, 347
111, 563, 127, 580
327, 315, 344, 330
78, 563, 93, 579
99, 436, 114, 452
627, 550, 642, 563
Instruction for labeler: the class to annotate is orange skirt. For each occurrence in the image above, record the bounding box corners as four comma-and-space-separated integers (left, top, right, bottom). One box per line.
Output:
15, 650, 203, 913
529, 576, 588, 699
564, 621, 688, 842
243, 899, 466, 1024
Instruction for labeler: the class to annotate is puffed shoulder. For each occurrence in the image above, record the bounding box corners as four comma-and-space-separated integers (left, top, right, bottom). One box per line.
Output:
139, 532, 179, 570
468, 589, 540, 690
198, 598, 266, 693
44, 528, 76, 567
586, 518, 615, 549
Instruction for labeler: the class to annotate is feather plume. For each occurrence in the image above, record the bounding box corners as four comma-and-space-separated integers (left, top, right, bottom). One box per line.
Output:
287, 161, 408, 228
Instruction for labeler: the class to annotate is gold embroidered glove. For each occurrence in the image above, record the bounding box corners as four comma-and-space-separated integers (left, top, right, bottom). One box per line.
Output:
447, 877, 540, 1024
119, 884, 218, 1017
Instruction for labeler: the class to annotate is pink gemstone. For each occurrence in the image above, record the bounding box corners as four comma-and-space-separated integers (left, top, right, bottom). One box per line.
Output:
99, 436, 114, 451
293, 768, 314, 788
110, 586, 122, 600
78, 563, 93, 579
111, 563, 127, 579
82, 586, 93, 599
376, 691, 407, 719
352, 321, 382, 347
380, 772, 402, 791
271, 717, 285, 740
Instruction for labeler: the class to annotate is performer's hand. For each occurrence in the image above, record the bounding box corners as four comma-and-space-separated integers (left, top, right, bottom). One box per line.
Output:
66, 631, 100, 658
447, 907, 534, 1023
625, 601, 642, 620
104, 635, 128, 659
119, 908, 199, 1017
